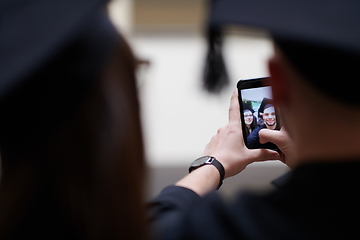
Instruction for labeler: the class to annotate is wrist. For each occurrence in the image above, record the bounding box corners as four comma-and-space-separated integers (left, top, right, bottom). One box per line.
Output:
189, 156, 225, 190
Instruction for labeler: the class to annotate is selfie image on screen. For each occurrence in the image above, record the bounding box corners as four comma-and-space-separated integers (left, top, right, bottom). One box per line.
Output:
241, 86, 281, 150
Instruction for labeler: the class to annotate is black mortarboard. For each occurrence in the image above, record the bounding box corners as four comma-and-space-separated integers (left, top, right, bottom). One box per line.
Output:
242, 102, 254, 113
204, 0, 360, 94
0, 0, 117, 101
0, 0, 118, 146
258, 98, 273, 115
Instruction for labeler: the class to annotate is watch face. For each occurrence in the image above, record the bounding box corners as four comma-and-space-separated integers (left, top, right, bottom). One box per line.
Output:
191, 156, 212, 167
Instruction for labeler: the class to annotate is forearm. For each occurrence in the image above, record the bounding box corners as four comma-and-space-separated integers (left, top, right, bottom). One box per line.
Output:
175, 164, 220, 196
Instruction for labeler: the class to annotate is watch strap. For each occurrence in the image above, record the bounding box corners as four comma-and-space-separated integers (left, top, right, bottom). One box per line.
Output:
209, 158, 225, 189
189, 156, 225, 190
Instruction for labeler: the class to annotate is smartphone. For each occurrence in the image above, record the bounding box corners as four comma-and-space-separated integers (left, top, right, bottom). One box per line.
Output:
237, 77, 281, 151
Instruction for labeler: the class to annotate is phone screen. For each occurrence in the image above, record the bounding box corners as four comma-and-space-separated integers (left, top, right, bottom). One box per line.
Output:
237, 77, 281, 151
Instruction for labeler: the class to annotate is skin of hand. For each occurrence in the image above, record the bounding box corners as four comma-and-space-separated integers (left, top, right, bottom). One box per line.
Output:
176, 89, 280, 195
259, 128, 296, 169
202, 89, 281, 178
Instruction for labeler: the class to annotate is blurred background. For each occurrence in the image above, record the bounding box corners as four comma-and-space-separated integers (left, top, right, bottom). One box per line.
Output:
108, 0, 289, 198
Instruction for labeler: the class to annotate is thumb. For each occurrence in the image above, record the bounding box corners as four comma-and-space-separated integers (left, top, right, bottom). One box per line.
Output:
259, 128, 286, 147
247, 148, 281, 163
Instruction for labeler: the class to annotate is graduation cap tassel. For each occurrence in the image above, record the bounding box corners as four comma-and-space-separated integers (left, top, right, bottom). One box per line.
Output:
203, 27, 229, 93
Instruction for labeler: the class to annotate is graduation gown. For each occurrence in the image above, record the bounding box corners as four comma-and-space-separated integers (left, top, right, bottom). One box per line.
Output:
149, 161, 360, 239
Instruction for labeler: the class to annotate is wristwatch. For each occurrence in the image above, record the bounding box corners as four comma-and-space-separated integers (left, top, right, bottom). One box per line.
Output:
189, 156, 225, 190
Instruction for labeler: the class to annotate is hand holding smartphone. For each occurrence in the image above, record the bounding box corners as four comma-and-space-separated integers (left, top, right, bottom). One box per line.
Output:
237, 77, 281, 151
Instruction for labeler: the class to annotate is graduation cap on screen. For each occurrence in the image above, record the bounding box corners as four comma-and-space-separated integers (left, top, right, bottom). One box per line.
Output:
258, 98, 273, 115
203, 0, 360, 93
242, 102, 254, 113
0, 0, 116, 101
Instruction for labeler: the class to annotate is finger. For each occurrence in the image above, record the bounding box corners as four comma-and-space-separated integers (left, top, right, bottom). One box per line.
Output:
258, 129, 285, 145
228, 89, 241, 124
248, 148, 280, 162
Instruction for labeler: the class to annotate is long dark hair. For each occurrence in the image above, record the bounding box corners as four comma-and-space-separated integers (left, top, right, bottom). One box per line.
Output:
0, 34, 147, 239
243, 103, 257, 138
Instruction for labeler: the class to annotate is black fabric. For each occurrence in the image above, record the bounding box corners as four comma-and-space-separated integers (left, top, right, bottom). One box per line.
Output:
203, 27, 229, 93
0, 0, 118, 151
208, 0, 360, 55
149, 161, 360, 239
0, 0, 114, 101
204, 0, 360, 97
